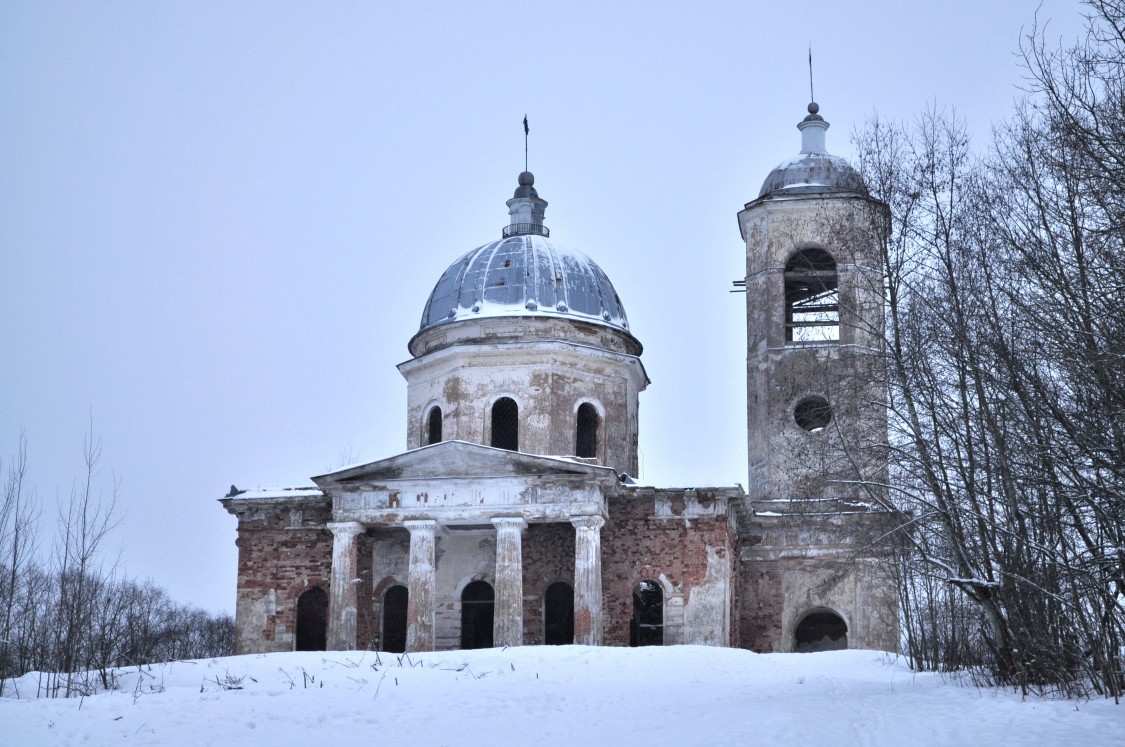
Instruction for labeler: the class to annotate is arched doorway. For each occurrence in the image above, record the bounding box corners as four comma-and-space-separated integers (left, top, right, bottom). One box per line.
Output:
461, 580, 495, 649
794, 609, 848, 652
295, 586, 328, 651
382, 585, 408, 653
629, 580, 663, 647
544, 582, 574, 645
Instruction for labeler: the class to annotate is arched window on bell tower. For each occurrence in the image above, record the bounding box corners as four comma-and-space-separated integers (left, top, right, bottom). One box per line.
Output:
491, 397, 519, 451
575, 402, 599, 459
785, 247, 839, 343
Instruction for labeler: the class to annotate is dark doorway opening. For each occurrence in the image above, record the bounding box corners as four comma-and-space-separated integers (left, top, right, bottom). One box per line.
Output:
629, 580, 663, 647
382, 585, 408, 653
491, 398, 519, 451
295, 586, 328, 651
460, 580, 495, 649
794, 610, 848, 652
544, 582, 574, 645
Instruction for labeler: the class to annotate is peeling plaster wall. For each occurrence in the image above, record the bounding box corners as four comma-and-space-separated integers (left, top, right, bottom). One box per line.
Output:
740, 196, 887, 506
739, 509, 900, 653
735, 192, 897, 655
400, 329, 645, 476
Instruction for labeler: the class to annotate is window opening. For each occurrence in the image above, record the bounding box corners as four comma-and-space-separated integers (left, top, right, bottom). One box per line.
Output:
629, 580, 663, 647
794, 610, 848, 652
491, 398, 519, 451
575, 403, 599, 459
382, 585, 408, 653
295, 586, 328, 652
794, 396, 833, 432
544, 582, 574, 645
427, 406, 443, 445
785, 248, 839, 343
460, 580, 495, 649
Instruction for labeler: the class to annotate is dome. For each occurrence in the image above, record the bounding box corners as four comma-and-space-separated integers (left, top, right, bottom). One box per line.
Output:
758, 104, 868, 199
759, 152, 867, 198
417, 234, 630, 334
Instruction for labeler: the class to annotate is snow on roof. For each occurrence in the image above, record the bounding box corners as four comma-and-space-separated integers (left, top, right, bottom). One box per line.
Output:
225, 486, 324, 500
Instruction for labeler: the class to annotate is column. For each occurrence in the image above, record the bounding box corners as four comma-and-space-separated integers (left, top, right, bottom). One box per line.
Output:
326, 521, 364, 650
492, 517, 527, 647
404, 520, 437, 652
571, 515, 605, 646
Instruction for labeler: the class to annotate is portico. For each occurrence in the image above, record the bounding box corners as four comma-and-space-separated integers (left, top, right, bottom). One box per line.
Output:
312, 440, 613, 652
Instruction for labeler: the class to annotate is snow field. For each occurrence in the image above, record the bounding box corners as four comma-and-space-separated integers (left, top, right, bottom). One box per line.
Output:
3, 646, 1123, 746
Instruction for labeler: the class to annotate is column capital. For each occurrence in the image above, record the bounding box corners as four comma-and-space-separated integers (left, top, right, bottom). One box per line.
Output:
403, 519, 438, 534
570, 515, 605, 531
327, 521, 365, 538
491, 516, 528, 531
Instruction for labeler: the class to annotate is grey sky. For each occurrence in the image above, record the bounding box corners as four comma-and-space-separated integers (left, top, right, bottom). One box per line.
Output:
0, 1, 1087, 613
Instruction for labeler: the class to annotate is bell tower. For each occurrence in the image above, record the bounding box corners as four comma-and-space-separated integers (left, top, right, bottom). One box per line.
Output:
738, 101, 886, 506
736, 101, 898, 654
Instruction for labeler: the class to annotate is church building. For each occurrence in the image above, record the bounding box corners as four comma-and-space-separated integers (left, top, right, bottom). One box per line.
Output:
221, 102, 900, 655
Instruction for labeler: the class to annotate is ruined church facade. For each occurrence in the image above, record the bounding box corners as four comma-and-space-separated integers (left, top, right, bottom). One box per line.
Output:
222, 103, 900, 655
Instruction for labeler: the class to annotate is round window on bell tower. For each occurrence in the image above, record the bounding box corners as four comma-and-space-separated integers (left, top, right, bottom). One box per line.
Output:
794, 396, 832, 433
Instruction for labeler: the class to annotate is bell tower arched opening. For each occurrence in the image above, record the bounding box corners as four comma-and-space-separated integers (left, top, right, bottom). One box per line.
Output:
784, 247, 839, 343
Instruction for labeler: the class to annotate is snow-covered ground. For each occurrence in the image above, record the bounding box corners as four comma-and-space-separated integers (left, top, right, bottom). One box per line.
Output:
3, 646, 1123, 746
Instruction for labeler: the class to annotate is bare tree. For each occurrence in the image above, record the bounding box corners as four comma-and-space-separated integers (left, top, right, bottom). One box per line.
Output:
0, 432, 40, 693
48, 422, 121, 696
850, 0, 1125, 698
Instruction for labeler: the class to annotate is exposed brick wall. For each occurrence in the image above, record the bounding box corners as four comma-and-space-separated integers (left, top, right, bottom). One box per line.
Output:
521, 522, 575, 645
603, 489, 736, 647
739, 560, 784, 652
230, 498, 333, 653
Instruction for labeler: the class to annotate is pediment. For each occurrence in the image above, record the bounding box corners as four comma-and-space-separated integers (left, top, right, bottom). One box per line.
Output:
311, 440, 613, 488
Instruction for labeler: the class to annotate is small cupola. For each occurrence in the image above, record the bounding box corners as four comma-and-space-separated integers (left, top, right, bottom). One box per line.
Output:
503, 171, 549, 238
757, 102, 868, 199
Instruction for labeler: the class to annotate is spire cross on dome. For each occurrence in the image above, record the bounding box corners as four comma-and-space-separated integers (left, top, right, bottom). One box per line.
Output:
523, 115, 529, 173
808, 45, 814, 106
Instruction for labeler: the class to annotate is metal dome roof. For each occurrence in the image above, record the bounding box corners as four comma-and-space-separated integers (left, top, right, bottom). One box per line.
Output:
758, 103, 868, 199
418, 234, 630, 334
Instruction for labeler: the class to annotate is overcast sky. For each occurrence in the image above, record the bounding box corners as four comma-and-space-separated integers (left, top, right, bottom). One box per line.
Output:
1, 1, 1089, 614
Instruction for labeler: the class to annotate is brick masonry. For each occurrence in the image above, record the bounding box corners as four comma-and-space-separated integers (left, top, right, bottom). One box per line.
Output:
226, 498, 334, 654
